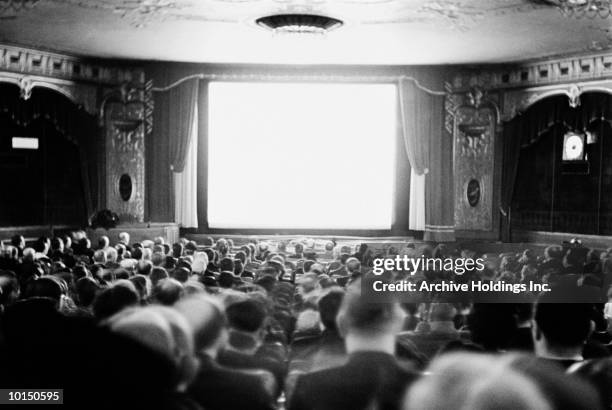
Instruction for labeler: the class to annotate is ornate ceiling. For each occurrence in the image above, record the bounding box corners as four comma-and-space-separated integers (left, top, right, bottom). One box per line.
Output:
0, 0, 610, 64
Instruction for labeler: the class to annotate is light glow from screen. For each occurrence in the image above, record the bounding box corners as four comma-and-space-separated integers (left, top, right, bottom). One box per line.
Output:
207, 81, 397, 229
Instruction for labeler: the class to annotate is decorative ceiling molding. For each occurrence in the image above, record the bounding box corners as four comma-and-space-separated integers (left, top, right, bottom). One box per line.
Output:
0, 43, 144, 85
450, 51, 612, 93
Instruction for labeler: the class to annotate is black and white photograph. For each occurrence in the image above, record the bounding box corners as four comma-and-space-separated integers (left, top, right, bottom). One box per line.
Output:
2, 0, 612, 409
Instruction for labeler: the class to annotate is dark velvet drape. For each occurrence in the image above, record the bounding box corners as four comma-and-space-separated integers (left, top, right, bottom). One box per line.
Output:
398, 79, 455, 241
424, 93, 455, 242
500, 92, 612, 241
168, 79, 199, 172
146, 66, 199, 222
0, 84, 98, 222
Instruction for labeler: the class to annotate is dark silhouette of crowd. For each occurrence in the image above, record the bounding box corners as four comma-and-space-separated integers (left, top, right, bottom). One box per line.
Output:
0, 232, 611, 409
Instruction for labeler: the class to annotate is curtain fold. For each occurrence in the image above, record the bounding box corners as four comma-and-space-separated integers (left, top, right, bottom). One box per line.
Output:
174, 104, 199, 228
399, 80, 455, 241
398, 79, 429, 175
409, 170, 425, 230
168, 78, 199, 172
500, 117, 522, 242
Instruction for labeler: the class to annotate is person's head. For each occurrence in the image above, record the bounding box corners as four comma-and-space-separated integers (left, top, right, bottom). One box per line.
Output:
318, 288, 345, 332
219, 257, 235, 273
172, 243, 184, 259
147, 266, 170, 289
346, 257, 361, 275
98, 236, 110, 250
132, 247, 143, 260
533, 291, 593, 358
216, 238, 229, 256
234, 251, 247, 265
0, 270, 20, 307
106, 247, 118, 264
192, 252, 209, 274
429, 303, 457, 323
174, 294, 228, 356
50, 237, 64, 252
35, 236, 51, 254
92, 280, 140, 320
93, 250, 107, 265
336, 280, 405, 351
152, 278, 184, 305
226, 299, 267, 335
404, 353, 552, 410
11, 235, 25, 250
233, 259, 244, 276
25, 276, 63, 304
218, 271, 235, 289
294, 243, 304, 255
172, 267, 191, 284
119, 232, 130, 245
75, 276, 100, 307
137, 260, 153, 276
130, 274, 152, 302
107, 305, 198, 392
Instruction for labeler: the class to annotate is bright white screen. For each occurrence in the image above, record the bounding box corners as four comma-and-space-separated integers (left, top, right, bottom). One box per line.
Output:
207, 82, 397, 229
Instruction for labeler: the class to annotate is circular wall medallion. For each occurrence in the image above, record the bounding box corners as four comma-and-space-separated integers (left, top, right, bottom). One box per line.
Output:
119, 174, 133, 202
466, 179, 480, 207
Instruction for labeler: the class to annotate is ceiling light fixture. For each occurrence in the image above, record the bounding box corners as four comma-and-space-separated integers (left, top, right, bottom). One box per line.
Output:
255, 13, 343, 35
543, 0, 612, 18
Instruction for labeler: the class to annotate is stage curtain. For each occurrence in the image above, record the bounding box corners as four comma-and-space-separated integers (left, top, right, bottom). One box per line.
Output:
398, 79, 429, 175
168, 78, 199, 172
424, 93, 455, 242
409, 170, 425, 230
173, 104, 199, 228
399, 79, 454, 241
500, 117, 522, 242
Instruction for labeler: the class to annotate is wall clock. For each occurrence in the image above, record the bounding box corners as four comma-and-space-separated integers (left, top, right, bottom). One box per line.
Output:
562, 132, 585, 161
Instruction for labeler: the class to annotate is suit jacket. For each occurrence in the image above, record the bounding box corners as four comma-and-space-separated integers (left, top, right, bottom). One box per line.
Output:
288, 351, 417, 410
189, 353, 276, 410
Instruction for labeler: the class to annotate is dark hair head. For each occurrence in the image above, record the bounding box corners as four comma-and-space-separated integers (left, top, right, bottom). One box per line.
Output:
132, 248, 143, 260
172, 267, 191, 283
535, 297, 592, 348
75, 276, 100, 307
219, 257, 235, 273
234, 259, 244, 276
318, 289, 345, 331
150, 267, 169, 286
92, 281, 139, 320
226, 299, 267, 332
25, 276, 63, 302
172, 243, 184, 258
234, 251, 247, 264
218, 271, 235, 288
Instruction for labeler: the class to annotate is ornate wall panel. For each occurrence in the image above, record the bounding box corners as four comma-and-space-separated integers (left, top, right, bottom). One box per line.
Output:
452, 87, 499, 231
102, 83, 148, 223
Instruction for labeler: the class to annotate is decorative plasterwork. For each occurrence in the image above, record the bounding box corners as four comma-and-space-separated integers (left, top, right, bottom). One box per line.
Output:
1, 0, 554, 29
452, 86, 499, 231
450, 51, 612, 93
0, 71, 98, 114
0, 43, 144, 86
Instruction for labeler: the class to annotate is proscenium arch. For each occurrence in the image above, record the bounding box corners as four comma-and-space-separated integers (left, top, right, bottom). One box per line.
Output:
509, 83, 612, 121
0, 74, 96, 114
